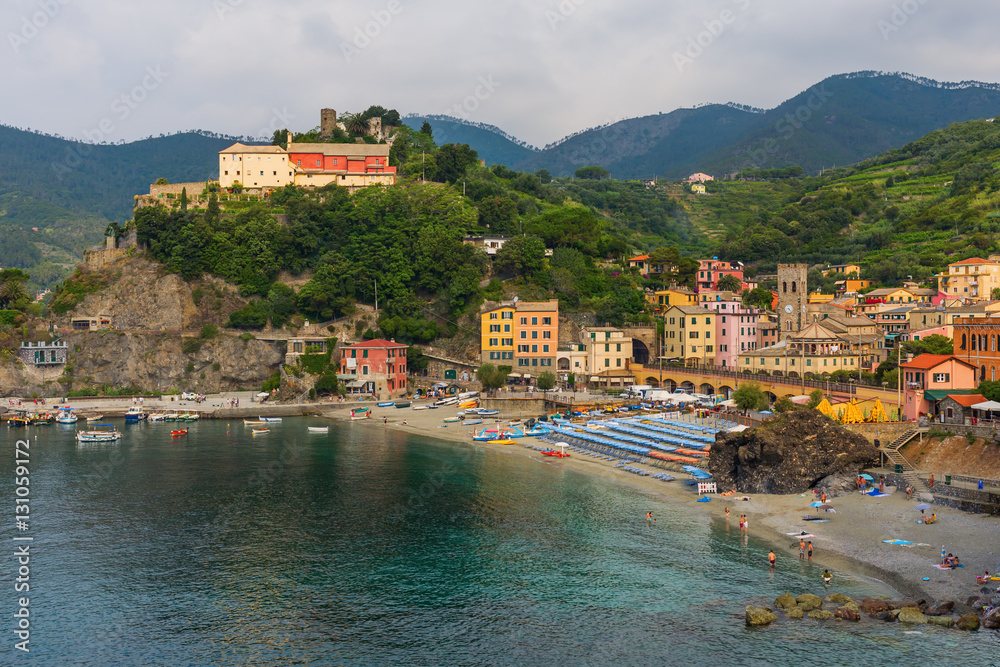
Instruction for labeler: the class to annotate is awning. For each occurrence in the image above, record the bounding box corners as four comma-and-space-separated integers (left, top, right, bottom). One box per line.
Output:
972, 400, 1000, 411
346, 379, 368, 388
924, 389, 978, 401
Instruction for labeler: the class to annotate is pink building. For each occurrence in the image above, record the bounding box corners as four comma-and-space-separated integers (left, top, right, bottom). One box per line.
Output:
704, 300, 759, 368
696, 259, 745, 292
899, 354, 977, 421
339, 339, 408, 400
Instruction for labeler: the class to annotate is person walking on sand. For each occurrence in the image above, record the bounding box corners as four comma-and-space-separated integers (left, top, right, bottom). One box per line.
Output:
929, 473, 935, 489
800, 539, 806, 559
807, 541, 813, 561
768, 550, 776, 568
906, 485, 912, 500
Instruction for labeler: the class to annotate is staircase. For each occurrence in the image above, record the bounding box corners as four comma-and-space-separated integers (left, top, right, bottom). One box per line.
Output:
879, 428, 928, 490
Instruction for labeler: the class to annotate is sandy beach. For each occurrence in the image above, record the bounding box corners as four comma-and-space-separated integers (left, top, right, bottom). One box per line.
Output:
325, 400, 1000, 605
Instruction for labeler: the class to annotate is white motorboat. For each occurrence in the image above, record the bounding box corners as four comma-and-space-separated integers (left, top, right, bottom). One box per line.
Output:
307, 426, 329, 433
76, 425, 121, 443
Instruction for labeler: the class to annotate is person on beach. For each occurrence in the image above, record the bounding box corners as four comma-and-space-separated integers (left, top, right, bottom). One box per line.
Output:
929, 473, 935, 489
906, 485, 912, 500
768, 551, 776, 568
725, 507, 730, 521
807, 541, 813, 561
879, 477, 885, 493
744, 515, 749, 532
800, 539, 806, 559
820, 491, 827, 504
822, 570, 832, 584
739, 515, 744, 533
646, 512, 653, 525
383, 417, 388, 425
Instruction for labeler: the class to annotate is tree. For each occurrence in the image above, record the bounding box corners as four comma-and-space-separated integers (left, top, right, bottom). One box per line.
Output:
742, 287, 774, 310
716, 274, 742, 293
271, 128, 289, 149
536, 371, 556, 390
979, 381, 1000, 402
478, 196, 519, 234
476, 363, 510, 391
104, 222, 125, 241
180, 187, 188, 212
535, 168, 552, 184
435, 143, 479, 183
343, 112, 369, 136
992, 287, 1000, 301
420, 121, 433, 137
494, 236, 546, 278
773, 395, 796, 413
231, 181, 244, 193
154, 177, 169, 185
807, 388, 824, 409
733, 381, 766, 411
575, 165, 609, 180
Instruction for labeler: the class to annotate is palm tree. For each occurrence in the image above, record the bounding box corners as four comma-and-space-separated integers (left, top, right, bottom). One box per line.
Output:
342, 112, 369, 137
0, 279, 27, 309
717, 274, 742, 293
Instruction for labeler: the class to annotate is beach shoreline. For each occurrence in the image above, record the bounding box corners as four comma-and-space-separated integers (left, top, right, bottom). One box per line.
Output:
323, 402, 1000, 606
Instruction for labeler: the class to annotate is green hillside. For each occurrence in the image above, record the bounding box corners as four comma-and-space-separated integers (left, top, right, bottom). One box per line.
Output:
402, 115, 538, 167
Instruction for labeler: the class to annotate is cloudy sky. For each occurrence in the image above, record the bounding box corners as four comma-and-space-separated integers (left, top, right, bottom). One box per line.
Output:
3, 0, 997, 147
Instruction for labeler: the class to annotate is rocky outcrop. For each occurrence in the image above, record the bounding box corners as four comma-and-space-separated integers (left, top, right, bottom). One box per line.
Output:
897, 607, 928, 624
745, 606, 777, 626
807, 609, 833, 620
826, 593, 854, 604
927, 615, 954, 628
774, 593, 797, 610
957, 613, 981, 631
785, 607, 804, 619
984, 607, 1000, 629
795, 594, 823, 611
709, 410, 880, 493
835, 606, 860, 621
859, 598, 889, 615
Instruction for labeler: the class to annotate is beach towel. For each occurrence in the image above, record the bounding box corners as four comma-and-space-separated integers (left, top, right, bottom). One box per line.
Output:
786, 532, 816, 537
933, 563, 965, 570
869, 493, 891, 498
882, 539, 915, 546
696, 496, 711, 502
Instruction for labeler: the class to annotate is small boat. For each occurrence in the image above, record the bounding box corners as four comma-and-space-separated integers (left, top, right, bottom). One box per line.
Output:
435, 397, 459, 406
85, 414, 104, 422
412, 405, 428, 411
124, 406, 147, 423
244, 419, 266, 425
55, 409, 78, 424
170, 429, 188, 437
252, 428, 269, 435
76, 425, 121, 443
463, 419, 483, 426
542, 450, 571, 458
427, 404, 439, 409
259, 417, 281, 423
183, 413, 200, 422
350, 415, 370, 421
525, 427, 548, 436
7, 413, 32, 427
394, 402, 411, 409
148, 413, 166, 422
458, 400, 478, 409
377, 401, 395, 408
31, 414, 53, 425
443, 417, 461, 423
492, 439, 516, 445
308, 426, 330, 433
473, 429, 499, 441
478, 409, 499, 416
164, 413, 180, 422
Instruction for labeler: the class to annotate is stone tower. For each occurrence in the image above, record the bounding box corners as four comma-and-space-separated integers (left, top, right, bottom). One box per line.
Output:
776, 263, 808, 337
320, 108, 337, 137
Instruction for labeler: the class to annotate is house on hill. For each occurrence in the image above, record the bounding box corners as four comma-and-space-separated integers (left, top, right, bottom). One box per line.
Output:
686, 173, 714, 183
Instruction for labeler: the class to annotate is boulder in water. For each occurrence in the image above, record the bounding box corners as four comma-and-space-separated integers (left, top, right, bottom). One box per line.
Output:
785, 607, 804, 619
983, 607, 1000, 629
708, 411, 879, 493
957, 613, 981, 631
860, 598, 889, 614
825, 593, 853, 604
795, 593, 823, 611
835, 606, 860, 621
898, 607, 928, 624
927, 615, 954, 628
746, 605, 777, 626
774, 593, 797, 610
807, 609, 833, 620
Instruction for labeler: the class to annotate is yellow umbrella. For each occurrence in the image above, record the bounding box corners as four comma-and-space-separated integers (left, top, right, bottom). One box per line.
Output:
867, 398, 887, 423
842, 398, 864, 424
816, 398, 837, 419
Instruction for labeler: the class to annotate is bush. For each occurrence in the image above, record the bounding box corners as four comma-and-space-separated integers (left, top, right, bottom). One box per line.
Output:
185, 361, 195, 373
182, 338, 205, 354
212, 362, 221, 371
200, 324, 219, 339
261, 371, 280, 392
314, 368, 340, 395
228, 301, 268, 329
240, 332, 255, 342
300, 351, 331, 375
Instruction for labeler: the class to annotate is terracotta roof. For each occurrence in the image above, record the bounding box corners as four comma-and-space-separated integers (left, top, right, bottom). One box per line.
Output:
900, 354, 972, 370
945, 394, 987, 407
628, 254, 650, 262
288, 142, 390, 157
515, 300, 559, 312
219, 143, 286, 154
950, 257, 997, 266
344, 339, 407, 348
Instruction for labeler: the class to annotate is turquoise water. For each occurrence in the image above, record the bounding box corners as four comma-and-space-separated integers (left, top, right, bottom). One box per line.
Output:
1, 419, 997, 665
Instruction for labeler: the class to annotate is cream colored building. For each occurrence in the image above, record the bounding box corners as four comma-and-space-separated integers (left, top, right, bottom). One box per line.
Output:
582, 327, 633, 373
663, 306, 716, 367
937, 257, 1000, 302
740, 323, 859, 376
218, 144, 293, 189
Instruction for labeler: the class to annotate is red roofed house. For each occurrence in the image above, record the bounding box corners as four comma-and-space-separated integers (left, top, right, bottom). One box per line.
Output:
696, 259, 745, 291
687, 173, 714, 183
937, 256, 1000, 303
338, 339, 408, 400
936, 393, 987, 425
899, 354, 977, 421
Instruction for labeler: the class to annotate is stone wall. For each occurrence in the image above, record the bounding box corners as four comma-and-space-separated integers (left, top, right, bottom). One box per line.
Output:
149, 182, 208, 197
840, 421, 913, 445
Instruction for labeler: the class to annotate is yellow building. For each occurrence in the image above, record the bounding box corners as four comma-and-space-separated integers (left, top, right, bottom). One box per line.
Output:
663, 306, 716, 367
647, 287, 697, 310
480, 304, 516, 364
834, 279, 872, 295
582, 327, 633, 373
691, 183, 706, 194
808, 292, 835, 304
740, 324, 859, 376
937, 257, 1000, 302
218, 144, 293, 189
823, 264, 862, 277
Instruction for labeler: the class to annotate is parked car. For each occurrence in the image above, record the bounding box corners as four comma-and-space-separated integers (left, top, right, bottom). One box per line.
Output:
181, 391, 197, 401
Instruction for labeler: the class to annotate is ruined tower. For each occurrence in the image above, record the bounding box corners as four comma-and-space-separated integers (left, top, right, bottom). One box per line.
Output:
776, 263, 808, 337
320, 108, 337, 137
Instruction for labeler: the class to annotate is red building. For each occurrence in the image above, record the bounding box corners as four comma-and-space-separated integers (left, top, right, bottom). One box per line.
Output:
696, 259, 745, 291
338, 339, 408, 399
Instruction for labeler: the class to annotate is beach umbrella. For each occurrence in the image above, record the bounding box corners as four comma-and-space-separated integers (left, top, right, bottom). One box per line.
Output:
914, 503, 932, 511
818, 504, 834, 510
823, 507, 836, 512
256, 392, 270, 397
858, 473, 874, 481
809, 501, 825, 507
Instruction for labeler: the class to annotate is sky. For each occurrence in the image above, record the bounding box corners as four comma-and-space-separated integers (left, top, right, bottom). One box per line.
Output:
3, 0, 998, 148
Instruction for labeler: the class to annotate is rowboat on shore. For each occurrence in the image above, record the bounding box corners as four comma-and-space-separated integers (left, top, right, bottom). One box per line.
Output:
148, 413, 166, 422
478, 409, 499, 416
164, 413, 180, 421
394, 402, 411, 409
252, 428, 269, 435
492, 439, 516, 445
463, 419, 483, 426
377, 401, 395, 408
443, 417, 461, 423
412, 405, 428, 411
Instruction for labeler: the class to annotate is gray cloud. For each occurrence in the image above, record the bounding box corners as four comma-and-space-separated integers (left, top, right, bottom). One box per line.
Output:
1, 0, 997, 147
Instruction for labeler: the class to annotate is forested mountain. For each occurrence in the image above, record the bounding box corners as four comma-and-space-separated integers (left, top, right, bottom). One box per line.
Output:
401, 115, 538, 167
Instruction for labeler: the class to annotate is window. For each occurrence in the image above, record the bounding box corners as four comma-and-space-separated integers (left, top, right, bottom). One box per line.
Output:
722, 316, 726, 323
543, 345, 549, 353
520, 332, 526, 339
532, 359, 538, 366
542, 317, 551, 325
363, 350, 368, 358
490, 325, 500, 333
490, 312, 498, 320
605, 344, 610, 352
489, 338, 498, 346
490, 352, 499, 360
542, 331, 550, 339
502, 338, 513, 346
504, 325, 511, 333
531, 331, 538, 339
520, 317, 527, 325
604, 359, 610, 367
519, 359, 529, 367
362, 366, 369, 375
705, 317, 711, 325
531, 317, 538, 325
616, 343, 621, 352
297, 159, 302, 166
502, 311, 513, 319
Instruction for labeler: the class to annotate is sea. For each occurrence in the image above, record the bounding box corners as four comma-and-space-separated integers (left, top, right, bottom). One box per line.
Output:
1, 418, 997, 666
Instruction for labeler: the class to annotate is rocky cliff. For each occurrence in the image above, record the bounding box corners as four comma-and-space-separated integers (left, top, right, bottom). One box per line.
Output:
709, 410, 879, 494
1, 331, 284, 396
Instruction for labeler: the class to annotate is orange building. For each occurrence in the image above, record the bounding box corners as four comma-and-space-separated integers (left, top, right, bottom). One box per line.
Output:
514, 299, 559, 376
